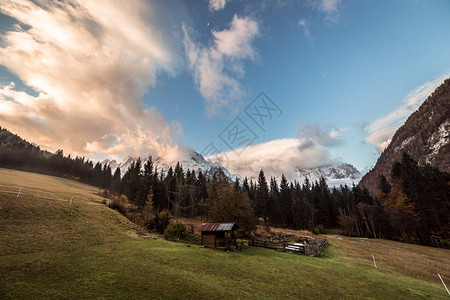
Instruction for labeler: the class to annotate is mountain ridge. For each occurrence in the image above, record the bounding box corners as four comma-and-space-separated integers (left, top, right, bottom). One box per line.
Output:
104, 153, 361, 187
359, 78, 450, 192
102, 152, 234, 181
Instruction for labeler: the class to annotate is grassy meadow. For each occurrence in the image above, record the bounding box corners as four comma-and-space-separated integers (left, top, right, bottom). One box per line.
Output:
0, 168, 449, 299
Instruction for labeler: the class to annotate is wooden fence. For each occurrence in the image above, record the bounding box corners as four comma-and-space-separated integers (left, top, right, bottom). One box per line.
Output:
250, 239, 286, 251
251, 237, 327, 257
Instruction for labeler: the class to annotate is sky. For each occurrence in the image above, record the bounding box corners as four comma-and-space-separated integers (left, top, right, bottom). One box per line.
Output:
0, 0, 449, 179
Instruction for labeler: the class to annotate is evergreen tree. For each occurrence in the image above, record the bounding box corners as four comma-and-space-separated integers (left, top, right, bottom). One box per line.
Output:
233, 178, 240, 192
93, 162, 102, 186
279, 174, 292, 227
196, 171, 208, 201
242, 177, 250, 196
141, 156, 154, 207
269, 177, 281, 226
256, 170, 270, 226
110, 167, 121, 194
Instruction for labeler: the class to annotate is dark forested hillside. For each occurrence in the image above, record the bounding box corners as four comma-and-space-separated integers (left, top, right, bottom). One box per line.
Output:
0, 128, 31, 146
360, 78, 450, 193
0, 127, 112, 188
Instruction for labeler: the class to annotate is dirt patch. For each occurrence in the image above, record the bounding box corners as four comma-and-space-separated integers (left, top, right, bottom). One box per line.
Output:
127, 229, 160, 240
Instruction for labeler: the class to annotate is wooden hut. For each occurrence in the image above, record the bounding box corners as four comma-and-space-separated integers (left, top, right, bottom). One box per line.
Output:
201, 223, 239, 250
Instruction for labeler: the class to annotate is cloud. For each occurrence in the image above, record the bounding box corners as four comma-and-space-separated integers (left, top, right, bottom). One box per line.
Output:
297, 18, 311, 37
365, 74, 448, 153
309, 0, 341, 22
0, 0, 187, 161
183, 15, 259, 117
209, 0, 227, 11
207, 124, 345, 181
297, 123, 345, 148
318, 0, 341, 14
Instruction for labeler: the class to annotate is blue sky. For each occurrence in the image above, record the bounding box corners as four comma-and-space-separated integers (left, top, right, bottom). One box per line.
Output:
0, 0, 449, 177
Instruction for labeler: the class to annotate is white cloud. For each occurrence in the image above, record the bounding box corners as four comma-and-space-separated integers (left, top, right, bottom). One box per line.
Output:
207, 124, 345, 181
297, 18, 311, 37
297, 123, 345, 148
183, 15, 259, 117
213, 17, 258, 59
309, 0, 341, 22
365, 74, 449, 153
208, 138, 331, 181
0, 0, 187, 161
318, 0, 341, 13
209, 0, 227, 11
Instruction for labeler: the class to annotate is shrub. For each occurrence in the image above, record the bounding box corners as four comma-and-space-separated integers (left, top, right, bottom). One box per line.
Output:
313, 225, 327, 235
185, 233, 201, 244
164, 222, 187, 240
109, 194, 128, 215
153, 210, 171, 234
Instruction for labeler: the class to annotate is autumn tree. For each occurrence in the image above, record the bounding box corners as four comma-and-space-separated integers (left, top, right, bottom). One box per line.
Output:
208, 189, 256, 235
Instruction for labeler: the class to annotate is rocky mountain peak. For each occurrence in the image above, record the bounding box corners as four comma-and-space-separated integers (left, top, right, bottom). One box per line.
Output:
359, 78, 450, 193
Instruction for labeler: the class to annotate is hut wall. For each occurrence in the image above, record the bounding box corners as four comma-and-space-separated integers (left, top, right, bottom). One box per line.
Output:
202, 232, 216, 248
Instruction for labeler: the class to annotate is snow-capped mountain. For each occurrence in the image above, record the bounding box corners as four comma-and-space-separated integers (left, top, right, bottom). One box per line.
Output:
238, 163, 361, 187
104, 151, 361, 188
295, 163, 361, 187
102, 151, 234, 180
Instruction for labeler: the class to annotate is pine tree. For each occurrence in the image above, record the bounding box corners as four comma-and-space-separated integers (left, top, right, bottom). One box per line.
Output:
110, 167, 121, 194
93, 162, 102, 186
233, 178, 240, 192
279, 174, 292, 227
196, 171, 208, 201
256, 170, 270, 227
269, 177, 281, 226
142, 156, 154, 207
242, 177, 250, 196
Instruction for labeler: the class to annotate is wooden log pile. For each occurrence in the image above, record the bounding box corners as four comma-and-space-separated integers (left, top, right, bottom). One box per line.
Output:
304, 238, 327, 257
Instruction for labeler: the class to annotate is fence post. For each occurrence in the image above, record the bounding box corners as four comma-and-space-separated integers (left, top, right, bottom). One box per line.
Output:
17, 187, 22, 199
70, 196, 73, 205
438, 274, 450, 295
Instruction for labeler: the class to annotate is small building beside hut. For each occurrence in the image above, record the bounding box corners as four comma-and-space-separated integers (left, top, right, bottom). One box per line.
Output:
201, 222, 239, 250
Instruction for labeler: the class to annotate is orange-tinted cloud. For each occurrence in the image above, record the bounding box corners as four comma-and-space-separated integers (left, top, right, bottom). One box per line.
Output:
0, 0, 186, 161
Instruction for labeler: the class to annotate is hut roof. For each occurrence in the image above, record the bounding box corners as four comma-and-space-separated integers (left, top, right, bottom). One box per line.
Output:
201, 222, 239, 232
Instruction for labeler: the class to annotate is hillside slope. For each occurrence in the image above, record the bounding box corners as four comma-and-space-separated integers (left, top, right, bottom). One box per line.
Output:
360, 78, 450, 192
0, 169, 449, 299
0, 168, 143, 256
0, 127, 30, 146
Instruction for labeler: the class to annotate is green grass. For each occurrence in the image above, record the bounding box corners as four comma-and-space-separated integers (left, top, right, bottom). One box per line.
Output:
0, 168, 449, 299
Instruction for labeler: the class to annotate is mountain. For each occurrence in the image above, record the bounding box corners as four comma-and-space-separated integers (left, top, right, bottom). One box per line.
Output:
295, 163, 361, 187
239, 163, 361, 187
360, 78, 450, 193
107, 152, 361, 187
103, 151, 234, 180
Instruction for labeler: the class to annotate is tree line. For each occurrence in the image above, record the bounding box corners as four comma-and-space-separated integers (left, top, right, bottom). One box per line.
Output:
116, 153, 449, 247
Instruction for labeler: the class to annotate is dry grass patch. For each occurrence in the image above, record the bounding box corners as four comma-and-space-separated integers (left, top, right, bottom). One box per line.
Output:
327, 234, 450, 283
0, 168, 105, 203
